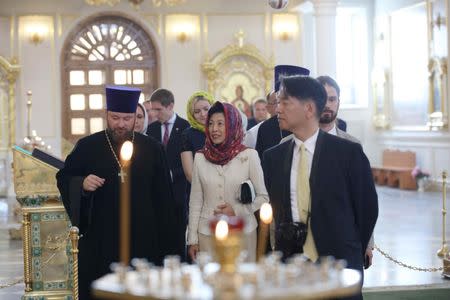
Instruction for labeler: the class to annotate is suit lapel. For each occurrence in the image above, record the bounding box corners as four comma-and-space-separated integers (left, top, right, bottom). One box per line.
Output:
166, 115, 181, 147
310, 130, 325, 191
282, 140, 295, 222
170, 115, 180, 139
155, 122, 162, 142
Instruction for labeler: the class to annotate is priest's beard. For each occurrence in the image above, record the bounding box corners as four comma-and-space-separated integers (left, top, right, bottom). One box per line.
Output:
319, 109, 338, 124
106, 127, 133, 144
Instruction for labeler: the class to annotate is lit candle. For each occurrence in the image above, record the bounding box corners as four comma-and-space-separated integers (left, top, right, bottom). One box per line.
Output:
257, 203, 273, 261
215, 220, 229, 241
26, 91, 32, 139
120, 141, 133, 266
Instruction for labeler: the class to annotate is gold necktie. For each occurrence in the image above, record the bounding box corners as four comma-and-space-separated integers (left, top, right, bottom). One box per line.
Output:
296, 143, 318, 261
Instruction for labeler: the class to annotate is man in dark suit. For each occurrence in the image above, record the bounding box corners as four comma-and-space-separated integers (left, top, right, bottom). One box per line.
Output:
262, 76, 378, 297
146, 88, 190, 257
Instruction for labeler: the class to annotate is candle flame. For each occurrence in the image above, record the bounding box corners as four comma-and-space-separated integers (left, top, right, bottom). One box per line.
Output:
260, 203, 273, 224
120, 141, 133, 161
215, 220, 229, 241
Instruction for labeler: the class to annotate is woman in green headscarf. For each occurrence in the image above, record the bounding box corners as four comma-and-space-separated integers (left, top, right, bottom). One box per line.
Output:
181, 91, 215, 183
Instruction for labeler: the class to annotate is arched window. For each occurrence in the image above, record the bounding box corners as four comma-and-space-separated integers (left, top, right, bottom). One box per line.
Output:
62, 15, 159, 143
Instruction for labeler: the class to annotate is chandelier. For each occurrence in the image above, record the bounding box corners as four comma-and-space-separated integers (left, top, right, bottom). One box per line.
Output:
85, 0, 120, 6
85, 0, 186, 7
151, 0, 186, 6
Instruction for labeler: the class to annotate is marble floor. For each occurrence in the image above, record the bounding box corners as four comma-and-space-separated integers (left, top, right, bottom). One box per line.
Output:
363, 186, 450, 293
1, 186, 450, 299
0, 197, 23, 299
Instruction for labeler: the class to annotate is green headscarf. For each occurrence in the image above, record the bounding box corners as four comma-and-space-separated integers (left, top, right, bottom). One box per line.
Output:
186, 91, 215, 132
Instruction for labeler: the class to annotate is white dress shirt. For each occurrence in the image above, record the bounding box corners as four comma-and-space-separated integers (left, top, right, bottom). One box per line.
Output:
161, 112, 177, 139
243, 121, 263, 148
289, 129, 319, 222
328, 123, 337, 136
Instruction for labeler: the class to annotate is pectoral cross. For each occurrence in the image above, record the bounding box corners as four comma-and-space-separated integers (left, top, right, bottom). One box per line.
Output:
118, 168, 127, 183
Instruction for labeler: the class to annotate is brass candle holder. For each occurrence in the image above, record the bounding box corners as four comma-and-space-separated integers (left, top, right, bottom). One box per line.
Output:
210, 216, 244, 274
437, 171, 449, 258
444, 256, 450, 278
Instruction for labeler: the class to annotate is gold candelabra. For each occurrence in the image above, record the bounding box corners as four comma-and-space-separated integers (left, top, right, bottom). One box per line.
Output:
26, 91, 32, 138
22, 212, 32, 292
23, 90, 51, 152
437, 171, 449, 258
441, 171, 450, 278
70, 227, 80, 300
208, 216, 245, 297
212, 218, 243, 274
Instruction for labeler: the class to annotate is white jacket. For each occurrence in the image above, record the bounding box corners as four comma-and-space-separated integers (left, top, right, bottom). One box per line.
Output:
187, 148, 269, 245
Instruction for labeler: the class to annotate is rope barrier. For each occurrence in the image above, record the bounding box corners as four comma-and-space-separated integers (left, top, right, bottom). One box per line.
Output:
375, 244, 443, 272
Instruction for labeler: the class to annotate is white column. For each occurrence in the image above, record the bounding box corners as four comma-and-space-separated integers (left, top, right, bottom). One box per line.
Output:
446, 0, 450, 130
313, 0, 338, 77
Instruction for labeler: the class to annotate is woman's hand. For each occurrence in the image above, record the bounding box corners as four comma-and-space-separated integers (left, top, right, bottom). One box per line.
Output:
214, 203, 236, 216
189, 244, 199, 261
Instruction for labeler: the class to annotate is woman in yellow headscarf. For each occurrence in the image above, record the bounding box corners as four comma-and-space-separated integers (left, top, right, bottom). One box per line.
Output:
181, 91, 215, 183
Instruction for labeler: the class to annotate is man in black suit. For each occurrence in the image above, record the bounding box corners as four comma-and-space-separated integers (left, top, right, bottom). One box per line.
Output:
262, 76, 378, 297
147, 88, 190, 257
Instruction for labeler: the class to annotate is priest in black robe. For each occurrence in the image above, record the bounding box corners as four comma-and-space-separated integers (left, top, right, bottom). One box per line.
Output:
255, 65, 310, 160
56, 86, 184, 300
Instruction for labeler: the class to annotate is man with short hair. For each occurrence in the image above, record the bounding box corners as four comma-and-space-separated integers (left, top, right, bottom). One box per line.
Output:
266, 90, 278, 117
146, 88, 190, 257
143, 100, 157, 125
57, 86, 183, 300
281, 76, 359, 144
317, 76, 354, 139
244, 92, 277, 148
263, 76, 378, 298
247, 99, 268, 130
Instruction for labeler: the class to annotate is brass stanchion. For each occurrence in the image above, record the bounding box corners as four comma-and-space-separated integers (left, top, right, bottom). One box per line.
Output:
70, 227, 80, 300
21, 212, 32, 292
444, 256, 450, 278
437, 171, 449, 258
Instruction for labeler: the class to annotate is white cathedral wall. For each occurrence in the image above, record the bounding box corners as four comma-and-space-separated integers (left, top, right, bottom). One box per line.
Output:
0, 1, 305, 159
0, 0, 448, 180
18, 16, 59, 151
370, 0, 450, 180
0, 17, 11, 56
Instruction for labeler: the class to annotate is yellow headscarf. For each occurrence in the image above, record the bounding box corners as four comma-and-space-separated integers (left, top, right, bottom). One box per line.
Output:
186, 91, 215, 132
